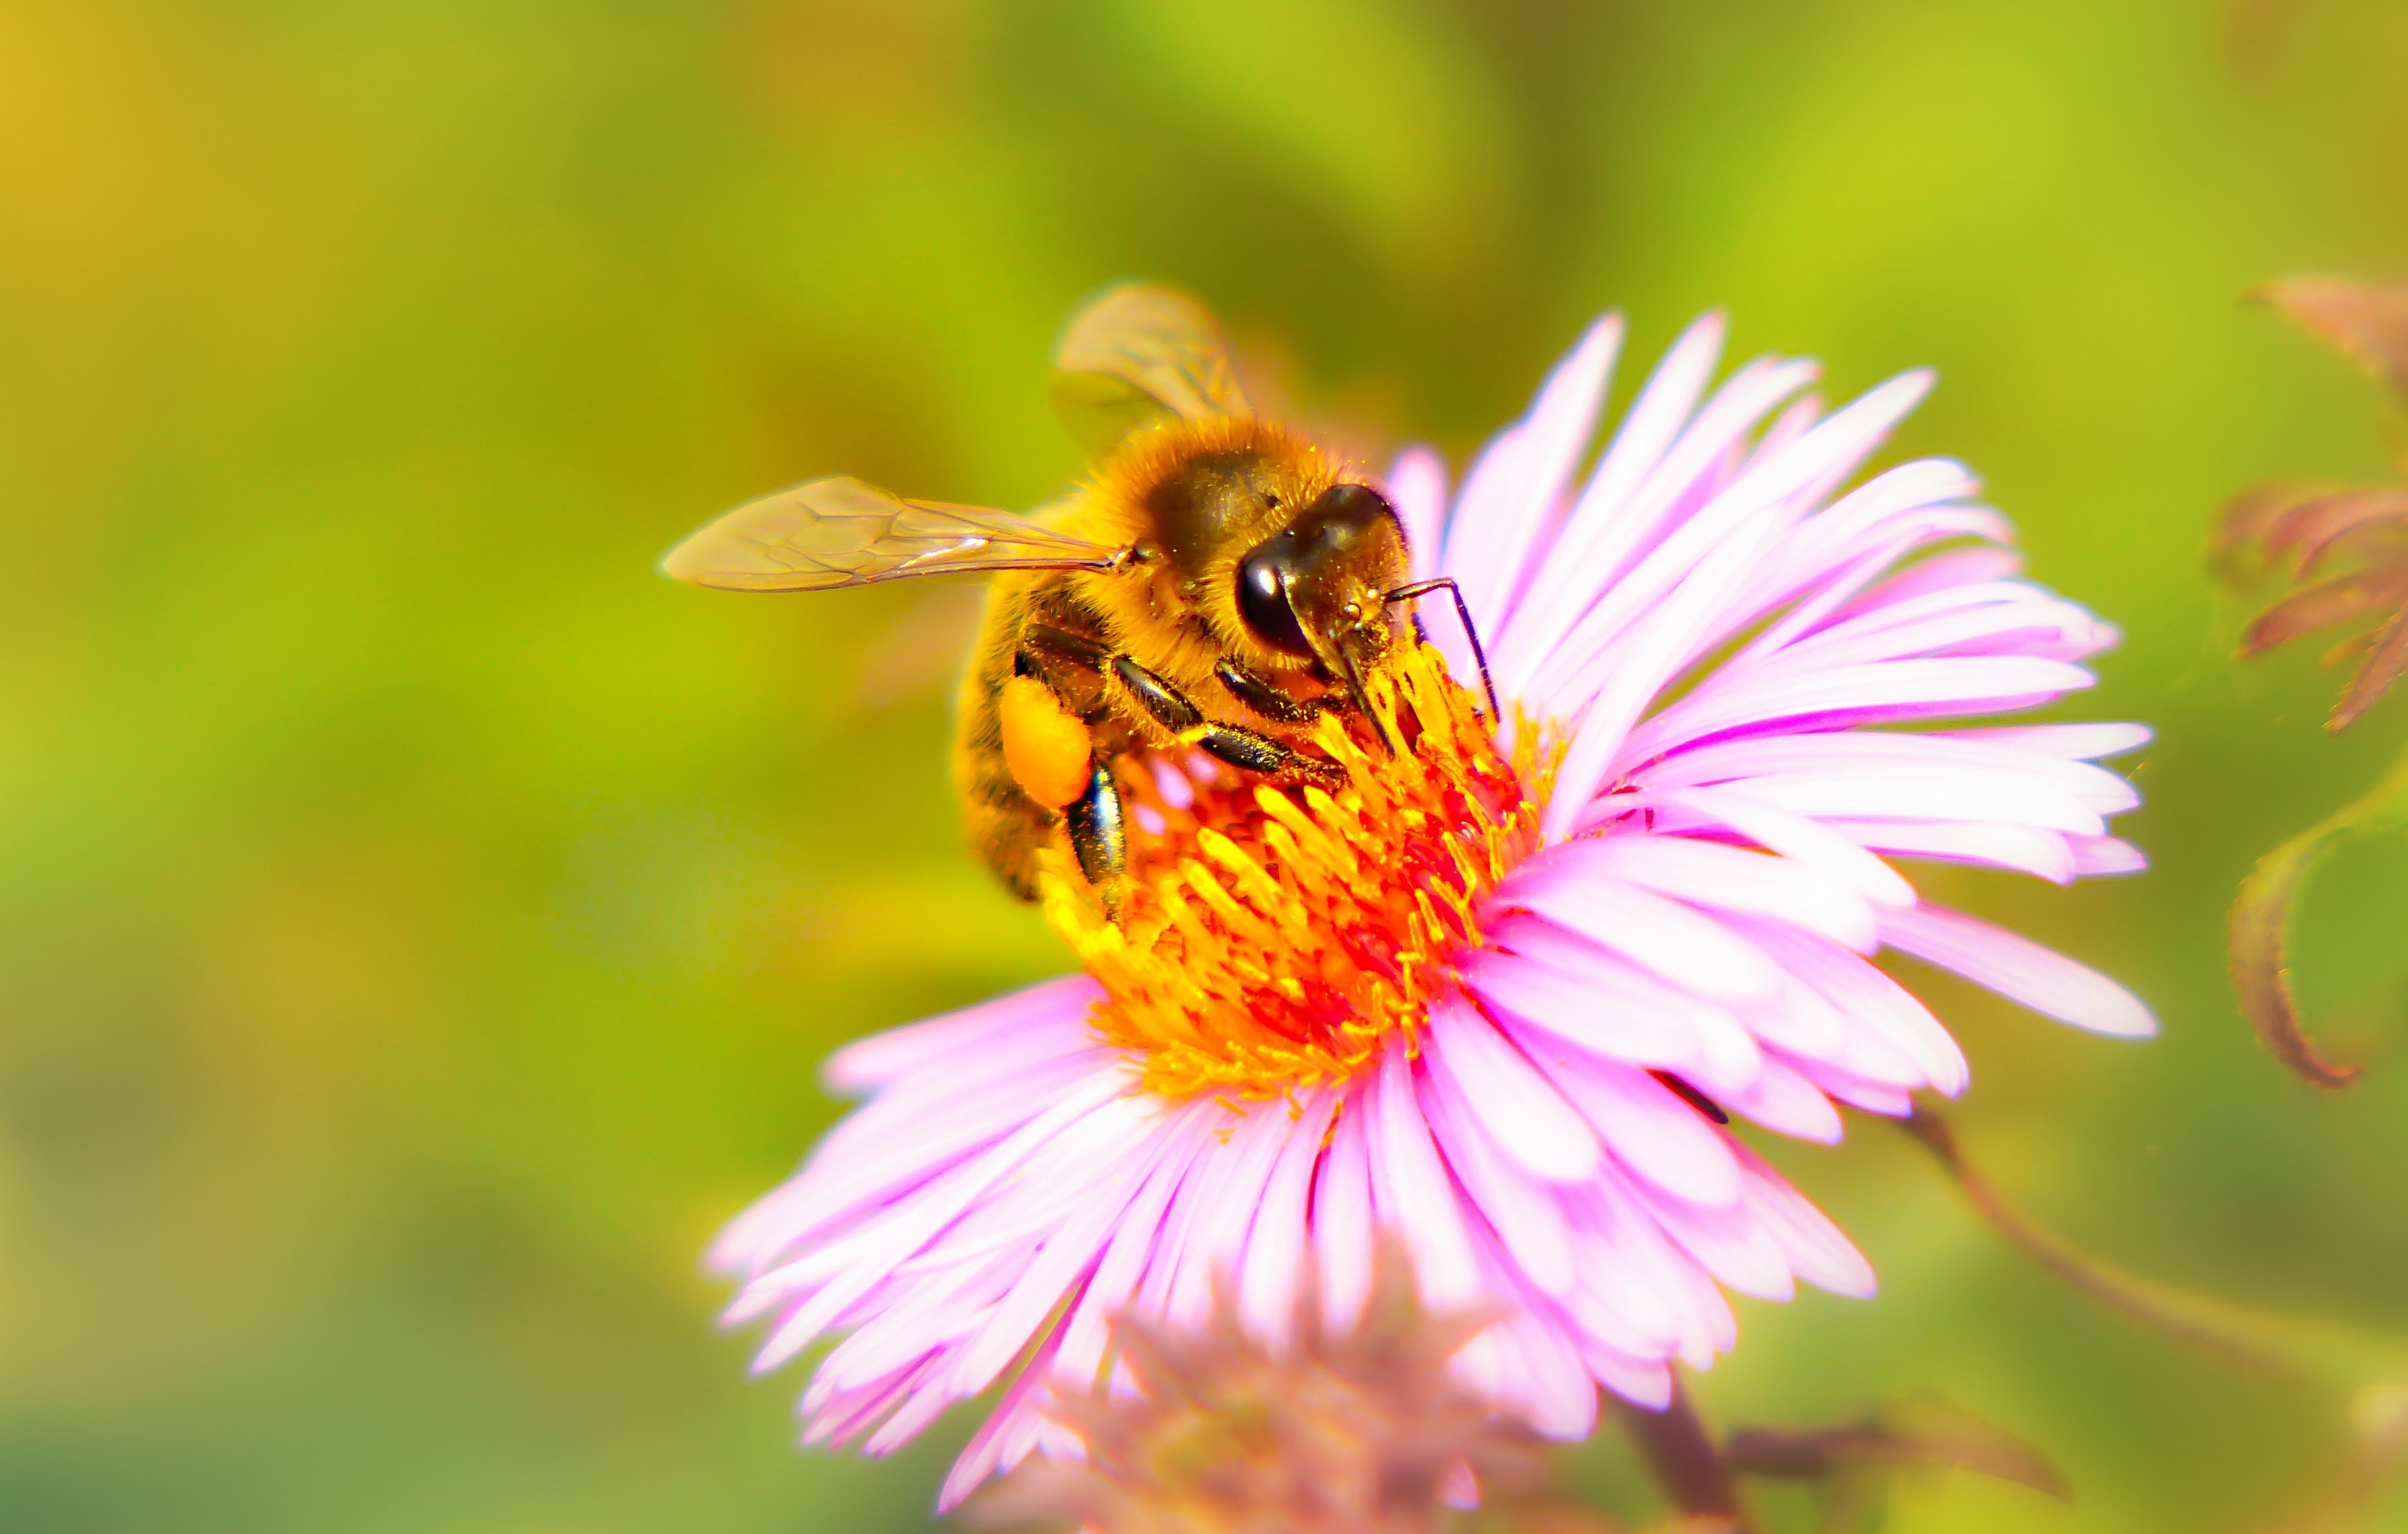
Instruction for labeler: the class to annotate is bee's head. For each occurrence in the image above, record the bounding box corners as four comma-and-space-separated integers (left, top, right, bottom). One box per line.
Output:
1235, 482, 1408, 739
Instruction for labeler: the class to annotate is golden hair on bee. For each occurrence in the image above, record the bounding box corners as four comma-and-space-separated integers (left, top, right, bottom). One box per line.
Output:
1063, 414, 1358, 688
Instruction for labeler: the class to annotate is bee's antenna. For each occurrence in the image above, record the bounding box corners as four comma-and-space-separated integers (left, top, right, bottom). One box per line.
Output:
1384, 577, 1499, 722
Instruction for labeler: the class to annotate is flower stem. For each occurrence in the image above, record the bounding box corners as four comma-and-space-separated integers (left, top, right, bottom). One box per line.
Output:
1901, 1103, 2407, 1388
1613, 1380, 1748, 1529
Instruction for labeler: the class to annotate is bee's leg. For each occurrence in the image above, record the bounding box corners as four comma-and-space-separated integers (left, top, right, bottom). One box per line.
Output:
1020, 626, 1114, 720
1064, 763, 1126, 895
1214, 657, 1324, 725
1111, 656, 1345, 788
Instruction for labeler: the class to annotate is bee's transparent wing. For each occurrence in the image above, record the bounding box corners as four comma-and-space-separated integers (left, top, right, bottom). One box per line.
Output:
1050, 282, 1253, 455
660, 476, 1124, 592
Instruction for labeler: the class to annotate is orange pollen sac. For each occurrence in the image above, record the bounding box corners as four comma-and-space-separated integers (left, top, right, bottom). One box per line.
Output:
1000, 674, 1097, 809
1040, 643, 1557, 1102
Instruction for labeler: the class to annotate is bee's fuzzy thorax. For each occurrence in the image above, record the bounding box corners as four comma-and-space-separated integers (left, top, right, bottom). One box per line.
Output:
1067, 416, 1356, 685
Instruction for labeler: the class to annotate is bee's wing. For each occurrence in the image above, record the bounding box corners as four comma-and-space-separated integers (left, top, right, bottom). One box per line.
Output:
660, 476, 1124, 592
1049, 282, 1253, 455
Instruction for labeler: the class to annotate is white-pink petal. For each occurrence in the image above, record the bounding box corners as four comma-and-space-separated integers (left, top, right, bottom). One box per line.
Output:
1734, 1143, 1876, 1298
1539, 1052, 1743, 1209
1417, 1064, 1579, 1298
822, 975, 1098, 1092
1880, 903, 2155, 1037
1635, 784, 1916, 909
1498, 860, 1784, 1000
1425, 996, 1602, 1182
1237, 1091, 1340, 1349
1550, 835, 1880, 953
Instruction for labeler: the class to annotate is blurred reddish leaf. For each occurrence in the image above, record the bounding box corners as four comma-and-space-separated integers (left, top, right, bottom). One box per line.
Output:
2256, 278, 2408, 398
2260, 488, 2408, 574
2219, 282, 2408, 733
2219, 484, 2408, 732
2214, 481, 2335, 567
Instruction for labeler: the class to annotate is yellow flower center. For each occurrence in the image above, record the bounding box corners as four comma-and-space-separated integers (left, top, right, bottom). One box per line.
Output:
1041, 644, 1555, 1101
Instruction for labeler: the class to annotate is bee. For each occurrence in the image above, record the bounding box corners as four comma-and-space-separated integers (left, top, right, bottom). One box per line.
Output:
661, 284, 1491, 915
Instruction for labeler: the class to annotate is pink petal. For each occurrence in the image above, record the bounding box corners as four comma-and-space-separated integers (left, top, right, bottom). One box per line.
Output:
945, 1097, 1173, 1395
1237, 1090, 1341, 1347
713, 1048, 1104, 1275
743, 1073, 1127, 1371
1495, 860, 1784, 999
1127, 1123, 1233, 1327
1646, 729, 2141, 818
1831, 819, 2077, 884
1542, 515, 1789, 831
808, 1354, 941, 1448
1733, 1144, 1876, 1298
1417, 1064, 1578, 1298
1426, 996, 1602, 1182
937, 1316, 1072, 1510
1697, 766, 2106, 837
1635, 785, 1916, 909
2071, 835, 2147, 875
1779, 1056, 1914, 1116
1503, 350, 1816, 687
1505, 313, 1730, 655
1881, 904, 2155, 1037
1051, 1110, 1216, 1386
1735, 920, 1968, 1095
1468, 935, 1707, 1064
823, 974, 1099, 1092
1538, 1053, 1743, 1208
1741, 389, 1825, 470
1731, 459, 1987, 644
1629, 655, 2096, 765
1163, 1104, 1299, 1331
1718, 1056, 1844, 1143
1476, 1302, 1600, 1439
1548, 835, 1879, 953
1831, 543, 2025, 618
1722, 970, 1848, 1062
1637, 1186, 1794, 1301
1365, 1039, 1484, 1306
1311, 1095, 1377, 1332
1473, 934, 1757, 1085
1578, 1347, 1674, 1411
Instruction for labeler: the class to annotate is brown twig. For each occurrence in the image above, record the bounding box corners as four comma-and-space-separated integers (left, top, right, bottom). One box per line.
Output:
1900, 1104, 2306, 1376
1611, 1382, 1748, 1528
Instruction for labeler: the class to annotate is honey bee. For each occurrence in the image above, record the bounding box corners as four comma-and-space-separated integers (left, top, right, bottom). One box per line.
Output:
661, 284, 1491, 914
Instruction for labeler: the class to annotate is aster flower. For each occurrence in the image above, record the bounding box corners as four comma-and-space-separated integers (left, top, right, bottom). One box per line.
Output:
709, 311, 2153, 1508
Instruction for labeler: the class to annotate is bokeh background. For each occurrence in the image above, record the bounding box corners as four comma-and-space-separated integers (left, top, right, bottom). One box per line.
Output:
7, 1, 2408, 1529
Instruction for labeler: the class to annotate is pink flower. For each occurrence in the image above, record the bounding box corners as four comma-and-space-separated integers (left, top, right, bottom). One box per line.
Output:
709, 312, 2153, 1509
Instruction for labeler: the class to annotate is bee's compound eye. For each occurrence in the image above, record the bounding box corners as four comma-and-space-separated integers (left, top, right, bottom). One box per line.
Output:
1236, 532, 1313, 656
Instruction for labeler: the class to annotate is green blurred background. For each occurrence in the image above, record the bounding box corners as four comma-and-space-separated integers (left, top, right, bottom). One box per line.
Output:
5, 1, 2408, 1529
